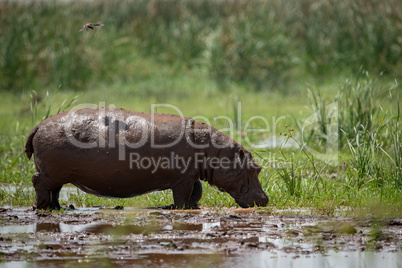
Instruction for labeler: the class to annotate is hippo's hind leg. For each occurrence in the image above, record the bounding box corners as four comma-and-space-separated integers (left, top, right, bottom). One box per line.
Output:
50, 186, 63, 210
32, 172, 63, 210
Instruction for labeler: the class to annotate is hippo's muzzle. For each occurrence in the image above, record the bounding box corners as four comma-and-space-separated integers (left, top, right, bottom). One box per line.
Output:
236, 191, 269, 208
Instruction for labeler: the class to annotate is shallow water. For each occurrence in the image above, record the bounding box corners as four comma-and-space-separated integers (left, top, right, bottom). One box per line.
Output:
0, 208, 401, 267
0, 221, 221, 234
1, 250, 401, 268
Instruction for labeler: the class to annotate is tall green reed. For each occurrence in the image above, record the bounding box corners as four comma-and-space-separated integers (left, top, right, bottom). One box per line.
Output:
301, 71, 392, 149
275, 128, 326, 198
388, 96, 401, 185
30, 90, 78, 124
344, 126, 383, 189
1, 0, 401, 92
337, 71, 384, 147
296, 71, 400, 191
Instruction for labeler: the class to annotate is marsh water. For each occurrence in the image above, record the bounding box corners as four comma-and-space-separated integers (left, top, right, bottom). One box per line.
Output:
0, 207, 400, 267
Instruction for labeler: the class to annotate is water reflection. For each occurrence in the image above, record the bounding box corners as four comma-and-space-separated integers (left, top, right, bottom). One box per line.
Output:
1, 250, 401, 268
0, 221, 221, 234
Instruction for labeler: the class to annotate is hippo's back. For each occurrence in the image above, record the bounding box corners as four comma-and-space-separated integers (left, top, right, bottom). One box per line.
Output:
29, 107, 192, 152
25, 108, 197, 197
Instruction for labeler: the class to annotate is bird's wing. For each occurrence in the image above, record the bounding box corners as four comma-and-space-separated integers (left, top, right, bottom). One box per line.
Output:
79, 23, 103, 32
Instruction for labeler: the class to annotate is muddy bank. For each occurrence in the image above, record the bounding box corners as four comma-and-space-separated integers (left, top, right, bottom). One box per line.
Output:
0, 207, 401, 267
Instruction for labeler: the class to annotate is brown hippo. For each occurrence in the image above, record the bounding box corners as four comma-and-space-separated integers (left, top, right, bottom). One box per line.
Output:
25, 108, 268, 210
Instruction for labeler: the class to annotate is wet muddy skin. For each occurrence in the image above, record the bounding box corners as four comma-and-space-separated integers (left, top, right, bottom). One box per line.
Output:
25, 108, 268, 210
0, 207, 401, 267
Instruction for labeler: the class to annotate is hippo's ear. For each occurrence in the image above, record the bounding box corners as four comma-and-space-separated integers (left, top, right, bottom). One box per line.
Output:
239, 148, 246, 160
255, 164, 262, 173
234, 145, 246, 162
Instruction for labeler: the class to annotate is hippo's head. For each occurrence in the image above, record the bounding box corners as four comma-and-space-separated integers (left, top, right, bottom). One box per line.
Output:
212, 145, 269, 208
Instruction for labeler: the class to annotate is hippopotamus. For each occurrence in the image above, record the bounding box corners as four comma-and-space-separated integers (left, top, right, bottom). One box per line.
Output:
25, 107, 268, 210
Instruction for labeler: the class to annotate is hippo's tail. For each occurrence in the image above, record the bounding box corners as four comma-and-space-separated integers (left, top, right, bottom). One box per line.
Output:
25, 126, 38, 160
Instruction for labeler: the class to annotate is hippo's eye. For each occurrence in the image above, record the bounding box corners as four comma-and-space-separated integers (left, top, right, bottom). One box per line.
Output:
240, 177, 250, 194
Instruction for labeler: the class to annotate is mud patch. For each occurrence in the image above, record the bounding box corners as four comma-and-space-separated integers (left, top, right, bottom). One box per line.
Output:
0, 207, 401, 267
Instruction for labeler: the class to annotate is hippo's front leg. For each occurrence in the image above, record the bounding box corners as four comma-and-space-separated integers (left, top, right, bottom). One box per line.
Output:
165, 179, 202, 209
188, 180, 202, 209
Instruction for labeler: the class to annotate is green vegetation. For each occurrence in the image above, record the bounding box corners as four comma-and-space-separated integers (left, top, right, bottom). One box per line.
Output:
2, 0, 401, 92
0, 0, 401, 214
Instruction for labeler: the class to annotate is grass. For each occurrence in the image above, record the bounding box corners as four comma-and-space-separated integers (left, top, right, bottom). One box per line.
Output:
388, 97, 402, 185
3, 87, 400, 213
0, 0, 401, 215
0, 68, 401, 213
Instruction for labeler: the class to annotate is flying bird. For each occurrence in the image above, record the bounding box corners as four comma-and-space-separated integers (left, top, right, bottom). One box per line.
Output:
79, 23, 104, 32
